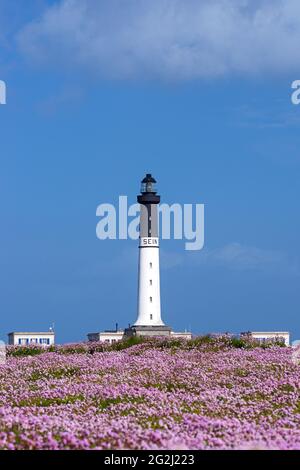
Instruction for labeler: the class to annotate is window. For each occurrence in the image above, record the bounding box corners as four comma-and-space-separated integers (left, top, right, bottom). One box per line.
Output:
19, 338, 28, 345
39, 338, 50, 345
150, 314, 153, 320
111, 339, 116, 343
150, 296, 152, 303
150, 279, 152, 286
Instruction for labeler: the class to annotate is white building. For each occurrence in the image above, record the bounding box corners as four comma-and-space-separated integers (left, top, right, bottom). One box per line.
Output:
171, 331, 192, 340
87, 329, 192, 343
250, 331, 290, 346
8, 331, 55, 346
87, 330, 124, 344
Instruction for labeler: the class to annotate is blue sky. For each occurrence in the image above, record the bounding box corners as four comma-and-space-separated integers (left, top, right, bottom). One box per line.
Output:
1, 0, 300, 343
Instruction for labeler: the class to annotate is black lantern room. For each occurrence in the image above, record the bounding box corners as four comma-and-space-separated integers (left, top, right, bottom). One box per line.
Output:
140, 174, 157, 194
138, 173, 160, 205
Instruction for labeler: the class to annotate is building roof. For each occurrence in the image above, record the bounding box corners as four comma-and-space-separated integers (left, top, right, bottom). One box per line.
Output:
141, 173, 156, 184
104, 330, 124, 333
88, 331, 124, 336
8, 332, 55, 335
251, 331, 289, 335
100, 331, 124, 335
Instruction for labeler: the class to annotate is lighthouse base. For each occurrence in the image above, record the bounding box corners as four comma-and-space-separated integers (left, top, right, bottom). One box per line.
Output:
124, 325, 172, 338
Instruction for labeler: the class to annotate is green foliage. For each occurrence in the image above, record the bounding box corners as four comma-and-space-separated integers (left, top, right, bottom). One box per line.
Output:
57, 345, 87, 355
29, 366, 81, 381
279, 384, 294, 393
97, 395, 145, 410
110, 335, 146, 350
230, 337, 248, 349
294, 401, 300, 414
17, 394, 84, 407
234, 368, 250, 377
188, 334, 213, 347
98, 397, 123, 409
9, 346, 45, 357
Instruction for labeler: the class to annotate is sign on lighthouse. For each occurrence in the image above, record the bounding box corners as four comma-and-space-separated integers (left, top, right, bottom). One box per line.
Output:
125, 174, 172, 338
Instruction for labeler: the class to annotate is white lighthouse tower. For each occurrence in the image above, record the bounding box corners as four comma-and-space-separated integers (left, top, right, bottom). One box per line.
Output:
135, 174, 163, 326
125, 174, 171, 338
88, 173, 193, 343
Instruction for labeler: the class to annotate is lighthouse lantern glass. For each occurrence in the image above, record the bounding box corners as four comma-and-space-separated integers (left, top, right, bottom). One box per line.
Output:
141, 181, 157, 193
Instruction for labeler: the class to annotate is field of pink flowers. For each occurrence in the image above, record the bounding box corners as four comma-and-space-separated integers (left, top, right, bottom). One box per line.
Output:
0, 337, 299, 450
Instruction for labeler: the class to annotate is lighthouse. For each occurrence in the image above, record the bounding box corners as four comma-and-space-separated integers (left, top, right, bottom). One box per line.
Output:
88, 173, 193, 342
125, 174, 172, 338
135, 173, 163, 326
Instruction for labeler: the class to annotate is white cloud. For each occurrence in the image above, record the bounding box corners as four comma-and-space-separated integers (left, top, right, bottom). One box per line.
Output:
151, 242, 299, 275
192, 242, 299, 274
17, 0, 300, 81
160, 249, 184, 269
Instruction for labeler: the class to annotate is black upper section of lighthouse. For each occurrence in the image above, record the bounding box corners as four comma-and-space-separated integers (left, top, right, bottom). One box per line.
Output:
137, 173, 160, 204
